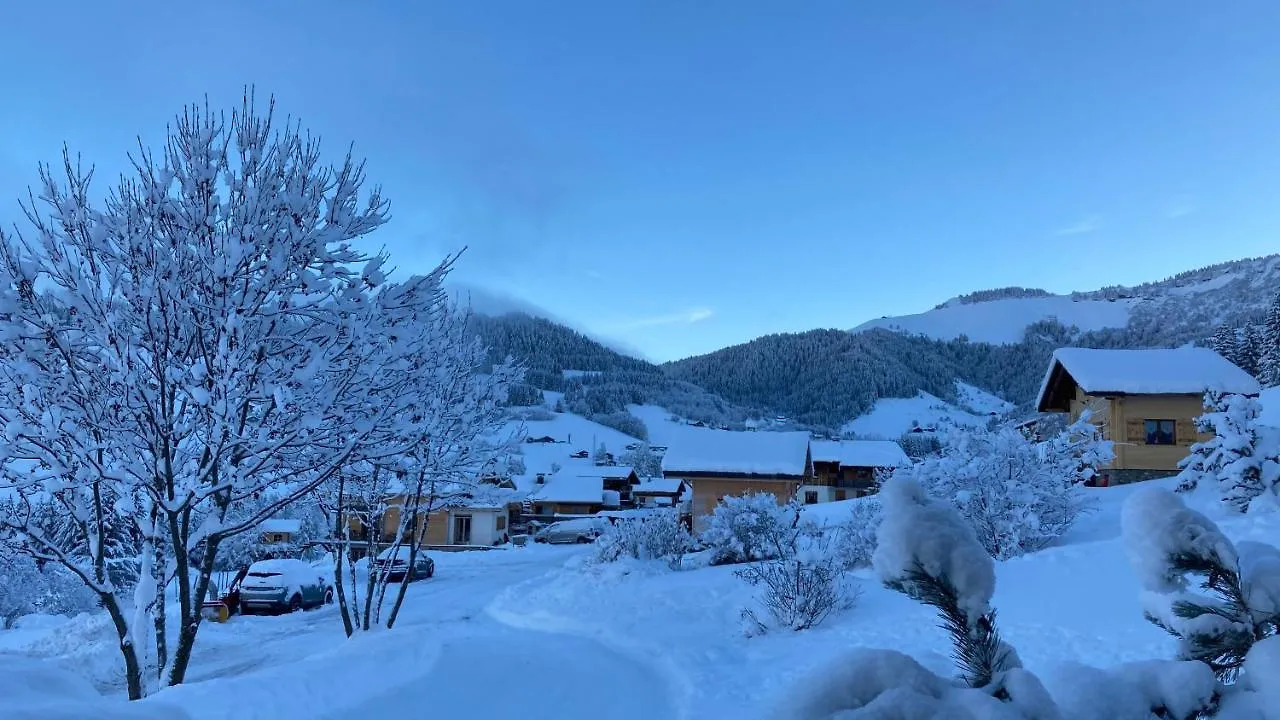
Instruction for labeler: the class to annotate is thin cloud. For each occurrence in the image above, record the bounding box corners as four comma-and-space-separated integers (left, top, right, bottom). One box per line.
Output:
615, 307, 715, 330
1053, 215, 1103, 236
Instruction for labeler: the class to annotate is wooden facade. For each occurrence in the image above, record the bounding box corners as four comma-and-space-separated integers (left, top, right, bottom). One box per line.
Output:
809, 461, 877, 498
1042, 376, 1210, 473
682, 475, 802, 530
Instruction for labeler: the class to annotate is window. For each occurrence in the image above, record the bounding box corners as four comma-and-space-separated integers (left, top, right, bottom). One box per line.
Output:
496, 515, 507, 530
1144, 419, 1175, 445
804, 490, 819, 505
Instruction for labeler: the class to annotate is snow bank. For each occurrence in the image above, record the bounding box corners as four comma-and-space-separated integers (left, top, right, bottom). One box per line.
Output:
0, 656, 187, 719
1121, 486, 1237, 593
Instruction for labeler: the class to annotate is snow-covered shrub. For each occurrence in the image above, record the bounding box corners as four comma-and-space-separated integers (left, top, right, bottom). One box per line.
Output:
1122, 486, 1280, 683
595, 509, 692, 570
700, 493, 795, 565
911, 426, 1090, 560
832, 498, 882, 570
1042, 410, 1114, 486
737, 530, 847, 632
874, 476, 1021, 689
0, 552, 98, 627
1176, 391, 1280, 512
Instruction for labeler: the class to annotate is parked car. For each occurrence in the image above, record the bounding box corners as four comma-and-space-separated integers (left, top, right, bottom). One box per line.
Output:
534, 518, 607, 544
372, 546, 435, 581
238, 559, 333, 615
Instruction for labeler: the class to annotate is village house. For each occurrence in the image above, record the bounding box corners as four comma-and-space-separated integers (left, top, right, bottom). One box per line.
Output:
632, 477, 689, 508
259, 518, 301, 546
524, 465, 641, 520
804, 439, 911, 503
661, 431, 812, 530
1035, 346, 1260, 483
373, 495, 511, 549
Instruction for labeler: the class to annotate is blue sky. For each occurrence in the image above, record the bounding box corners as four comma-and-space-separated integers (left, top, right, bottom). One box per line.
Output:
3, 2, 1280, 361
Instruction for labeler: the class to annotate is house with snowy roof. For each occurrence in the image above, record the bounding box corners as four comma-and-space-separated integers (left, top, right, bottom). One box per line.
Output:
1036, 347, 1260, 482
805, 439, 912, 503
661, 431, 811, 530
259, 518, 302, 546
524, 465, 640, 520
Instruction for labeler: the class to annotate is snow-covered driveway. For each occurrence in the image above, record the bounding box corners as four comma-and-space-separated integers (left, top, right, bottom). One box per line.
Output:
148, 545, 676, 719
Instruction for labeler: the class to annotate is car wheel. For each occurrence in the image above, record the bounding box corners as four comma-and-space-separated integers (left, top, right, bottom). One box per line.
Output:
576, 535, 591, 544
288, 594, 302, 613
425, 564, 434, 579
324, 588, 334, 605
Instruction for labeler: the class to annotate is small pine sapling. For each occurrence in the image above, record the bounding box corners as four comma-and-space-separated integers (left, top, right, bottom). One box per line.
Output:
1122, 487, 1280, 684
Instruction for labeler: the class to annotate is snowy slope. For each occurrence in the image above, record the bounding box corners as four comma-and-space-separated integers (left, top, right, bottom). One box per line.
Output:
853, 295, 1136, 344
504, 408, 646, 487
842, 390, 995, 439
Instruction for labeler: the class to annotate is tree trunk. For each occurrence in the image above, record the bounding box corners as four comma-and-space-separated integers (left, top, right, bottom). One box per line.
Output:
101, 592, 145, 701
166, 534, 221, 686
332, 473, 355, 637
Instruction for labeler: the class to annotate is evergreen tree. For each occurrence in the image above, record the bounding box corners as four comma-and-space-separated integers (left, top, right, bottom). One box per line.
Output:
1211, 323, 1236, 361
1258, 293, 1280, 386
1175, 391, 1278, 511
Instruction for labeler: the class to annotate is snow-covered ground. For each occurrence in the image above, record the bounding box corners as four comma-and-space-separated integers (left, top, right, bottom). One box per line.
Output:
852, 295, 1137, 344
842, 391, 993, 439
5, 477, 1277, 719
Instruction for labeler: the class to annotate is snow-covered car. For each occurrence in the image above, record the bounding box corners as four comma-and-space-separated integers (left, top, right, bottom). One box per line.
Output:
372, 546, 435, 581
238, 559, 333, 615
534, 518, 607, 544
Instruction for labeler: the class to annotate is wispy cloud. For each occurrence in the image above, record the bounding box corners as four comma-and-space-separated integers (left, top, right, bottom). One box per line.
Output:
1166, 197, 1198, 219
1053, 215, 1103, 236
615, 307, 715, 330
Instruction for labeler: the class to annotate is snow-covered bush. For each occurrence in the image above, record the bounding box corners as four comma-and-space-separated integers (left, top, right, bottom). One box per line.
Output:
737, 540, 845, 632
831, 498, 882, 570
700, 493, 796, 565
1176, 391, 1280, 512
1122, 486, 1280, 683
1043, 410, 1114, 486
594, 510, 692, 570
0, 552, 98, 628
911, 426, 1091, 560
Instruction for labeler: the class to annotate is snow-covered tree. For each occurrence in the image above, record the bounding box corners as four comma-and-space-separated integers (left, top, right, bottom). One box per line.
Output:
1122, 487, 1280, 683
1212, 323, 1237, 363
1175, 391, 1279, 511
592, 442, 612, 466
1259, 293, 1280, 387
831, 497, 881, 570
620, 442, 663, 479
700, 492, 797, 565
910, 426, 1092, 560
0, 95, 489, 694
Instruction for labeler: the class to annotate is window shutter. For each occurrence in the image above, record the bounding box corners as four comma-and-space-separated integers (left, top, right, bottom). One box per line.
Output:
1125, 418, 1144, 443
1176, 420, 1194, 446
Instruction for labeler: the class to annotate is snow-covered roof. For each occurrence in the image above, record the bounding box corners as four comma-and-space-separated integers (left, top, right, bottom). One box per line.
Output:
556, 465, 638, 481
810, 440, 911, 468
527, 477, 604, 504
260, 518, 302, 534
1036, 347, 1260, 411
661, 431, 810, 477
633, 477, 686, 494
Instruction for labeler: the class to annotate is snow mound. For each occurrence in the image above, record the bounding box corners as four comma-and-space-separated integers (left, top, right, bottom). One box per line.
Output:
853, 295, 1135, 344
0, 656, 188, 720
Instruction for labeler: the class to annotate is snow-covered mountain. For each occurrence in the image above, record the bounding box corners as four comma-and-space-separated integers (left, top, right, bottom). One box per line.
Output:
854, 253, 1280, 347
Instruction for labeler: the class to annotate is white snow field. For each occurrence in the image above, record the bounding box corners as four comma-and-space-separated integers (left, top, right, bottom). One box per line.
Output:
853, 295, 1137, 344
2, 479, 1278, 719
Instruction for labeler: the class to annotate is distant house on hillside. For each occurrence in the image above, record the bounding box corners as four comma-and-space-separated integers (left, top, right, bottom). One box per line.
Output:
661, 431, 811, 530
632, 477, 689, 508
805, 440, 911, 503
1036, 347, 1260, 483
